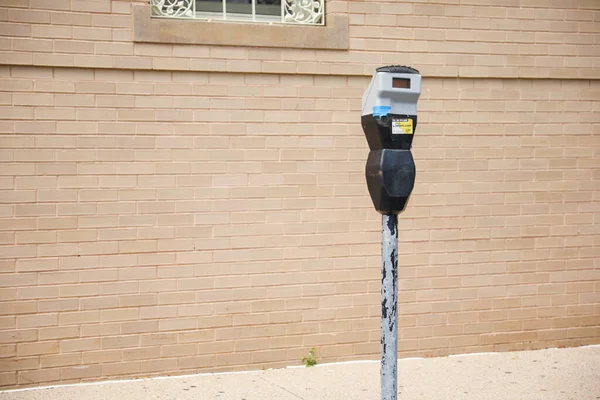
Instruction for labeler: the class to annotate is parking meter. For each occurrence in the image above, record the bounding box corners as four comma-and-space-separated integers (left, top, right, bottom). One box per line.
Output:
362, 65, 421, 215
361, 65, 421, 400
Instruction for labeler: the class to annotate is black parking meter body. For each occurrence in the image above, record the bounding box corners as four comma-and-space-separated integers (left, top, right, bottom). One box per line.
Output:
362, 65, 421, 215
362, 65, 421, 400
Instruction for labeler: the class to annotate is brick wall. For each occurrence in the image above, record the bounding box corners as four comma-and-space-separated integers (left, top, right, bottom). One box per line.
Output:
1, 0, 599, 389
1, 0, 599, 78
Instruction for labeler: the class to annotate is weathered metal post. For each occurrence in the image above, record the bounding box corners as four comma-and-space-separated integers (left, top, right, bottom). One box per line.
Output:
380, 214, 398, 400
361, 65, 421, 400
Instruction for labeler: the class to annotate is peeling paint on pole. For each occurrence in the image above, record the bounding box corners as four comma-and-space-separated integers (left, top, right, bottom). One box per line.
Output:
381, 213, 398, 400
362, 65, 420, 400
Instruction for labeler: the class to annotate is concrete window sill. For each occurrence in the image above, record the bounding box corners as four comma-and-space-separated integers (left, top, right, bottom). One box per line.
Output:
132, 5, 348, 50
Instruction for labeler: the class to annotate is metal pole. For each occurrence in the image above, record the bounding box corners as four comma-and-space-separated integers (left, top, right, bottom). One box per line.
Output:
381, 213, 398, 400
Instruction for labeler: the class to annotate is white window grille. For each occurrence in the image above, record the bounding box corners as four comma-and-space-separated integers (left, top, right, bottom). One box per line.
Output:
150, 0, 324, 25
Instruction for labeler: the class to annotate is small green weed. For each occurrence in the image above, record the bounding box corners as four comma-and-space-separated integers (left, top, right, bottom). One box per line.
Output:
301, 347, 318, 367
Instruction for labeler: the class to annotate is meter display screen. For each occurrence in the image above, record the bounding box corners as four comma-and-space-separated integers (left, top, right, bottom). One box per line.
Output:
392, 78, 410, 89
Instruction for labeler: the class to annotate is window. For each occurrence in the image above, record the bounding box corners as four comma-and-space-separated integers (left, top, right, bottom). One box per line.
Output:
150, 0, 324, 25
134, 1, 346, 50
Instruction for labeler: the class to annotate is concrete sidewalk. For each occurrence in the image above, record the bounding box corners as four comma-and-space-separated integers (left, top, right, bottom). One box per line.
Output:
2, 346, 599, 400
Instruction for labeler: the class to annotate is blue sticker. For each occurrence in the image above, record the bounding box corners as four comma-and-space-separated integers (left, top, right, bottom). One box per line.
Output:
373, 106, 391, 117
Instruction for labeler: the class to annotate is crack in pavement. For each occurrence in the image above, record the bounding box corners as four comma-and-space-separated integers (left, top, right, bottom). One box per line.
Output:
257, 375, 306, 400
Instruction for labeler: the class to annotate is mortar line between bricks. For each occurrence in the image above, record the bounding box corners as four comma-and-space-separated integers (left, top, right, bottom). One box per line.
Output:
1, 62, 598, 81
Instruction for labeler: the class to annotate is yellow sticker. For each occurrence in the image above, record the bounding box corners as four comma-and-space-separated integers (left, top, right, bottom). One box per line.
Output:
392, 119, 413, 135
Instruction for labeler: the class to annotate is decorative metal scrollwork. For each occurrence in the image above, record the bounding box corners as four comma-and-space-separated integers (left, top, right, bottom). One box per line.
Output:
150, 0, 194, 18
150, 0, 324, 25
283, 0, 323, 24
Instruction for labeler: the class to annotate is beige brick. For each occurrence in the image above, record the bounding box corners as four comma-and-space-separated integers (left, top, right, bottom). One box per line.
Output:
0, 316, 15, 330
38, 326, 79, 341
0, 329, 37, 346
0, 356, 39, 375
179, 354, 216, 369
0, 259, 15, 274
159, 318, 196, 332
101, 336, 139, 350
140, 358, 177, 373
17, 313, 57, 329
215, 352, 247, 367
102, 361, 141, 376
60, 364, 102, 380
55, 256, 97, 271
119, 294, 156, 308
82, 350, 122, 364
59, 338, 100, 353
59, 284, 99, 298
122, 346, 160, 361
17, 341, 59, 357
0, 371, 17, 386
79, 296, 119, 311
121, 321, 157, 335
96, 255, 135, 269
0, 22, 31, 38
80, 323, 120, 338
160, 343, 197, 358
59, 311, 100, 325
14, 204, 55, 217
18, 368, 60, 384
17, 285, 59, 300
32, 25, 72, 39
141, 333, 178, 347
41, 353, 82, 368
0, 190, 36, 205
0, 344, 16, 359
100, 307, 138, 323
16, 257, 58, 272
178, 330, 214, 344
71, 0, 110, 12
36, 297, 76, 314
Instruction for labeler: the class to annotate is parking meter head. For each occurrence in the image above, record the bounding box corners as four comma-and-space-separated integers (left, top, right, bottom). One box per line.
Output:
362, 65, 421, 215
361, 65, 421, 151
365, 149, 415, 215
